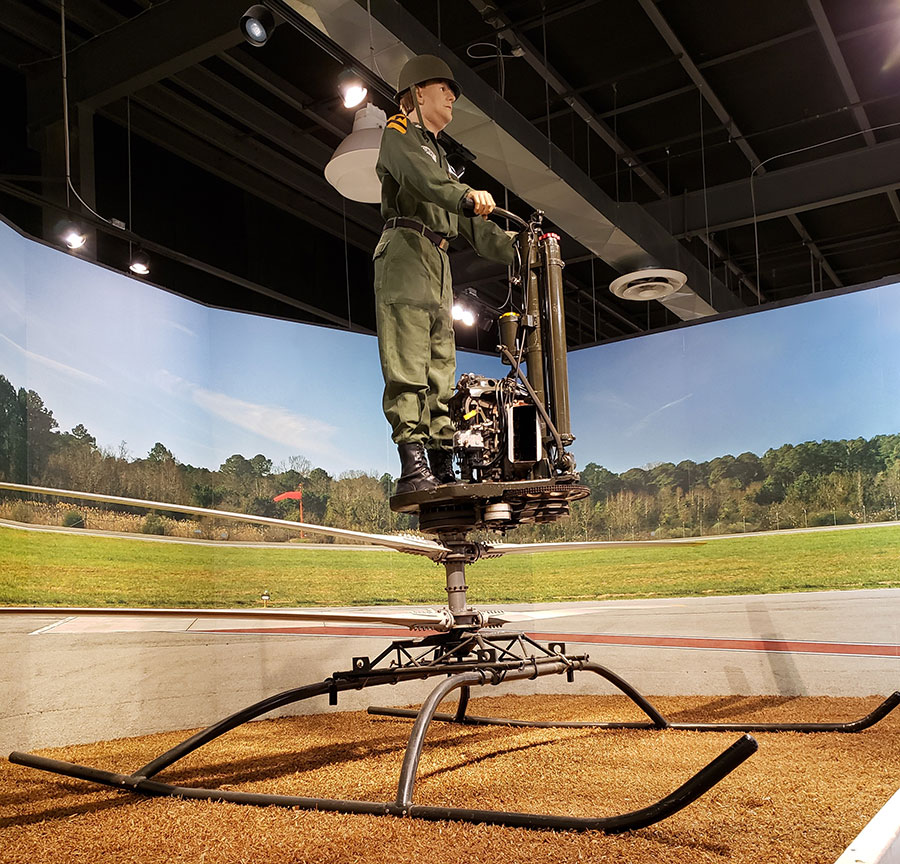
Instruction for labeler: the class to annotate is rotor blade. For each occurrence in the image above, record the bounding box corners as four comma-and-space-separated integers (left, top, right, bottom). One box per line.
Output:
1, 606, 452, 631
482, 605, 660, 627
0, 483, 446, 560
482, 538, 704, 557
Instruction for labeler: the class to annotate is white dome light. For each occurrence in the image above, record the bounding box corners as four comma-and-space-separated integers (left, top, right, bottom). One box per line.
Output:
324, 104, 386, 203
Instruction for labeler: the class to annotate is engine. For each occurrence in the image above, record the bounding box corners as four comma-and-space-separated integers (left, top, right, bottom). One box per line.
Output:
450, 373, 547, 484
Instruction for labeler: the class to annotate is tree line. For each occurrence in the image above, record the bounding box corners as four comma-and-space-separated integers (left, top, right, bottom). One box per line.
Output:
1, 374, 898, 540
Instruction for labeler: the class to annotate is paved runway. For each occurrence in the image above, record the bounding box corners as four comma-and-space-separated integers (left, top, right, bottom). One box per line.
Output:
2, 589, 898, 752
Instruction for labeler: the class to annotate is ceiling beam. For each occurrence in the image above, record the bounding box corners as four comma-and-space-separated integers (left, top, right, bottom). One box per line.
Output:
805, 0, 900, 222
111, 99, 378, 252
126, 84, 383, 242
5, 1, 71, 53
645, 135, 900, 236
635, 0, 842, 290
10, 0, 379, 249
328, 0, 744, 320
27, 0, 250, 128
467, 0, 667, 199
219, 48, 348, 141
463, 0, 765, 308
171, 65, 336, 171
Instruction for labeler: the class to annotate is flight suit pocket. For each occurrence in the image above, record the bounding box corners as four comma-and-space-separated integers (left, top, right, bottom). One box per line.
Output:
373, 230, 442, 310
372, 235, 389, 261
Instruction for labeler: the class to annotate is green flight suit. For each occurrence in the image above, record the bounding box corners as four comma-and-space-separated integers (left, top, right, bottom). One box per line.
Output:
374, 112, 515, 448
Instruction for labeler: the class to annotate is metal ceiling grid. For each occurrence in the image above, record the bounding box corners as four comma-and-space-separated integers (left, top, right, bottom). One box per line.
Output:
0, 0, 898, 352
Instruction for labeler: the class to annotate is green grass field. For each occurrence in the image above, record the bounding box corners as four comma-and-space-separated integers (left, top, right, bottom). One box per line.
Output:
1, 525, 899, 608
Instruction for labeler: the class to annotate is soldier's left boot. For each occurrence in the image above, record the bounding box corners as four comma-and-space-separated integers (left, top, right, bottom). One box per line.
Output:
396, 443, 438, 495
428, 449, 456, 485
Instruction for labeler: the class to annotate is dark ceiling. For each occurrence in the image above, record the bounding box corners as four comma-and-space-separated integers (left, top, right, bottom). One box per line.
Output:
2, 0, 899, 353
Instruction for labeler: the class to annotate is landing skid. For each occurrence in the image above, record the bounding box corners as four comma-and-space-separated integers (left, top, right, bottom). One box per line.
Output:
12, 630, 756, 832
10, 629, 899, 832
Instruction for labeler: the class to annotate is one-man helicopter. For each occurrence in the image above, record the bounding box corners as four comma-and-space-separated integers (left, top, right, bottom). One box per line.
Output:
5, 191, 897, 829
3, 37, 898, 837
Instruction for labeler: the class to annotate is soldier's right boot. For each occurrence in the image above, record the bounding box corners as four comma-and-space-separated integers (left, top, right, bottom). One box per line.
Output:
428, 449, 456, 485
396, 442, 438, 495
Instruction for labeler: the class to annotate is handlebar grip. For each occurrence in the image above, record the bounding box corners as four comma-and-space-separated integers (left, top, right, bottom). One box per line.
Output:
460, 197, 529, 230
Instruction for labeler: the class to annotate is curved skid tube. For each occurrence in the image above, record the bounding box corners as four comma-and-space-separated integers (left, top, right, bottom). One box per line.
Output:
11, 734, 757, 833
10, 649, 892, 833
371, 681, 900, 736
7, 660, 760, 834
137, 680, 335, 779
667, 690, 900, 733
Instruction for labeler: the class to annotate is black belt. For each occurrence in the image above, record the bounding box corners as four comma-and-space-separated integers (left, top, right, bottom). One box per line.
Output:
383, 218, 450, 252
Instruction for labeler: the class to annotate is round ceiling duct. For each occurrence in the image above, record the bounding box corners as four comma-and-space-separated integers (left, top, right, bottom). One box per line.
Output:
609, 268, 687, 301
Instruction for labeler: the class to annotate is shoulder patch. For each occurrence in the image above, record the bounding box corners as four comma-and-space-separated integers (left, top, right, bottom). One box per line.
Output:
386, 113, 408, 134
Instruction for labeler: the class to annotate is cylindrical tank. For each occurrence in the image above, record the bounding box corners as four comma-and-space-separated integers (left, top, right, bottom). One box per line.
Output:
523, 255, 545, 407
498, 312, 519, 366
539, 233, 573, 444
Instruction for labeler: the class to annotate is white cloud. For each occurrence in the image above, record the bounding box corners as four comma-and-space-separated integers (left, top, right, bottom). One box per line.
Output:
0, 292, 25, 328
628, 393, 693, 435
192, 387, 341, 461
0, 333, 105, 385
154, 368, 193, 394
162, 319, 198, 338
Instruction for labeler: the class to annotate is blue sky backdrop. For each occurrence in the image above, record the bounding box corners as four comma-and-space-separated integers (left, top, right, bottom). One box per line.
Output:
2, 218, 899, 477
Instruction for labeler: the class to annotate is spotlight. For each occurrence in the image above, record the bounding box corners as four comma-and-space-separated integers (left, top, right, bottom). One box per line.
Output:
129, 248, 150, 276
240, 4, 276, 47
60, 221, 86, 249
452, 303, 476, 327
338, 69, 367, 108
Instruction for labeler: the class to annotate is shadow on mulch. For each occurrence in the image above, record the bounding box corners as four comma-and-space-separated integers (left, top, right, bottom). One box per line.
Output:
2, 694, 899, 864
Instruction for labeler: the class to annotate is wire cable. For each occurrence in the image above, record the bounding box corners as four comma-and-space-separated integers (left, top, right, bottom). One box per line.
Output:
466, 42, 519, 60
366, 0, 385, 80
750, 121, 900, 302
60, 0, 111, 226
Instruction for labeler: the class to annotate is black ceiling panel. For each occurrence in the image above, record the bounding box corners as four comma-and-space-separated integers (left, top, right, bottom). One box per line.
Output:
658, 0, 814, 62
0, 0, 897, 354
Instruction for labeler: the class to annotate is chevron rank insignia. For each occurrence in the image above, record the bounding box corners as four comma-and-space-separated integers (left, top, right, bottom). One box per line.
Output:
386, 114, 408, 134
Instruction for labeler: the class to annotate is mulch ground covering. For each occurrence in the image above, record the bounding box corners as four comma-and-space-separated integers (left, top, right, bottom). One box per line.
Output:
2, 694, 899, 863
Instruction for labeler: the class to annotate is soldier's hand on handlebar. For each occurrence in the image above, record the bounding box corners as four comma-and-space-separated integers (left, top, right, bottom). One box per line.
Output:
466, 190, 496, 220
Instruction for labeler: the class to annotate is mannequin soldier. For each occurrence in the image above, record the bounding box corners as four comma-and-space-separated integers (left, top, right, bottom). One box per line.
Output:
374, 55, 515, 495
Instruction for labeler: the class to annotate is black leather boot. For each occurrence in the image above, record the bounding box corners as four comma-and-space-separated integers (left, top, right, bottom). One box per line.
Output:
428, 449, 456, 485
396, 442, 437, 494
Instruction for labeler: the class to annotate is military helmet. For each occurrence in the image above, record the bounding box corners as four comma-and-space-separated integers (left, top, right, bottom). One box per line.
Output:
396, 54, 460, 100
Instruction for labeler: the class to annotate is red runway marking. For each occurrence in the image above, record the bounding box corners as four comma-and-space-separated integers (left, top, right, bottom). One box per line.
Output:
199, 626, 900, 657
526, 632, 900, 658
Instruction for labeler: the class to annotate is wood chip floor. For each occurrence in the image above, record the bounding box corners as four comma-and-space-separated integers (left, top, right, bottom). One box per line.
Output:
3, 694, 899, 864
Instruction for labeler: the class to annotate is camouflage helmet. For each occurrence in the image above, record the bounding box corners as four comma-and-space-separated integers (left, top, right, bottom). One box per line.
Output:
396, 54, 460, 100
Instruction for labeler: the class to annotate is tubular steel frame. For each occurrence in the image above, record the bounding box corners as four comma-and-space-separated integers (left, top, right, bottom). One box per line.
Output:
9, 629, 899, 832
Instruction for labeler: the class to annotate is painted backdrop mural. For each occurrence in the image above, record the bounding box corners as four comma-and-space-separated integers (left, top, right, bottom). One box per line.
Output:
1, 217, 899, 537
